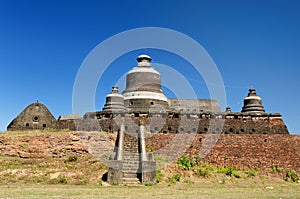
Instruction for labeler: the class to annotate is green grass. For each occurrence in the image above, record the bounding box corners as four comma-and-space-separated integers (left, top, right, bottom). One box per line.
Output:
0, 155, 107, 185
0, 180, 299, 199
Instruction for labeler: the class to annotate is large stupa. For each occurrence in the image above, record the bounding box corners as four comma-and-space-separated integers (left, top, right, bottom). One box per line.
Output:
122, 55, 169, 113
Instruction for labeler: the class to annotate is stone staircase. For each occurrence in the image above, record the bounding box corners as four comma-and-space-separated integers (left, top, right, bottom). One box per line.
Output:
107, 124, 156, 185
122, 152, 140, 184
122, 133, 140, 184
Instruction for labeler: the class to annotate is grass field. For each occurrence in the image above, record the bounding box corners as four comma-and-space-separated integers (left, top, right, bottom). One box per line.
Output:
0, 179, 299, 199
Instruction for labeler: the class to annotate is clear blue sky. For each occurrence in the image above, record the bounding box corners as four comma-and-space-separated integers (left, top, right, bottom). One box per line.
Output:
0, 0, 299, 134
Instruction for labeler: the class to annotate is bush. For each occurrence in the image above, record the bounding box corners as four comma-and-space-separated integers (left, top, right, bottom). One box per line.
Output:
196, 167, 211, 178
244, 169, 256, 177
217, 166, 238, 177
233, 172, 242, 178
173, 173, 181, 182
284, 170, 299, 182
166, 173, 181, 184
156, 170, 163, 183
144, 182, 154, 186
177, 156, 191, 170
270, 165, 283, 173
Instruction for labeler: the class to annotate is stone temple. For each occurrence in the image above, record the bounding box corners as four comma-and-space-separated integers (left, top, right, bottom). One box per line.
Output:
7, 54, 290, 184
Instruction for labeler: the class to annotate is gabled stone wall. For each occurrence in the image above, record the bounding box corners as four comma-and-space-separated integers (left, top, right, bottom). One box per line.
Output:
7, 102, 58, 131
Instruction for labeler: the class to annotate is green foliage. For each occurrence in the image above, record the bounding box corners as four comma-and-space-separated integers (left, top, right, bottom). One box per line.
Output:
284, 170, 299, 182
233, 172, 242, 178
217, 166, 241, 178
244, 169, 256, 177
166, 173, 181, 184
196, 167, 211, 177
196, 163, 215, 178
144, 182, 154, 186
200, 163, 216, 171
156, 170, 164, 183
177, 156, 191, 170
173, 173, 181, 182
217, 166, 229, 175
270, 165, 283, 173
225, 166, 234, 176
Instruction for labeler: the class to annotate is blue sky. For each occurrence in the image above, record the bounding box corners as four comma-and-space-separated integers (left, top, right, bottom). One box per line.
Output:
0, 0, 299, 134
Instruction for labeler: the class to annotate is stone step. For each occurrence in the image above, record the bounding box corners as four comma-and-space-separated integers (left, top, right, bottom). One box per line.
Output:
123, 161, 139, 166
123, 163, 139, 167
123, 177, 140, 185
123, 172, 137, 178
123, 158, 139, 162
123, 161, 139, 165
123, 155, 140, 159
123, 152, 140, 156
123, 152, 140, 158
122, 167, 139, 172
123, 158, 139, 161
123, 156, 140, 161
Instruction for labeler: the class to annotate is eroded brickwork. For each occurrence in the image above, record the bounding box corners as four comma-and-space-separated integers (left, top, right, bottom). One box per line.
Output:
146, 134, 300, 173
66, 112, 288, 135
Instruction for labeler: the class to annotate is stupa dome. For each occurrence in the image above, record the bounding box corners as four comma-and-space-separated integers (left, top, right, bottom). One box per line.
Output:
122, 55, 169, 112
103, 86, 127, 112
241, 88, 265, 113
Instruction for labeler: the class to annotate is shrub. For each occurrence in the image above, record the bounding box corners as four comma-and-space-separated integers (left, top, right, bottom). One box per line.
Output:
244, 169, 256, 177
270, 165, 283, 173
200, 163, 216, 171
166, 173, 181, 184
144, 182, 154, 186
284, 170, 299, 182
177, 156, 191, 170
172, 173, 181, 182
196, 167, 211, 178
156, 170, 163, 183
233, 172, 242, 178
217, 166, 238, 177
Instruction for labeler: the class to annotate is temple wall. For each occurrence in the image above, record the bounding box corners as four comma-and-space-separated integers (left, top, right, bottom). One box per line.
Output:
146, 134, 300, 173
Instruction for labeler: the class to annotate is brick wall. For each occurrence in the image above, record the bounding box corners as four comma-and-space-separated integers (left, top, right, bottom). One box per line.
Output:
146, 134, 300, 173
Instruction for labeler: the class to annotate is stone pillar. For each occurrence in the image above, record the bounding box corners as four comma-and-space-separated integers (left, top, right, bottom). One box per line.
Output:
117, 124, 125, 161
139, 122, 147, 161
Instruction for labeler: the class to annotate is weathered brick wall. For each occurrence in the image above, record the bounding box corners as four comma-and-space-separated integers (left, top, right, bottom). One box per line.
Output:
1, 131, 298, 174
146, 134, 300, 173
92, 116, 289, 135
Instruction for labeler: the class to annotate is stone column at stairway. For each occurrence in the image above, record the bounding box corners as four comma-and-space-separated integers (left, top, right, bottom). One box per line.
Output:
107, 120, 156, 185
